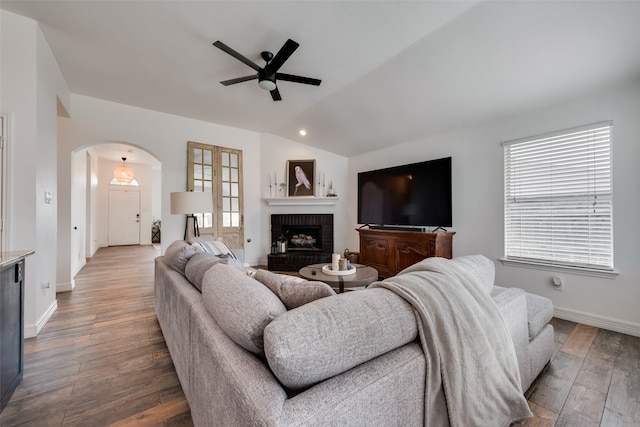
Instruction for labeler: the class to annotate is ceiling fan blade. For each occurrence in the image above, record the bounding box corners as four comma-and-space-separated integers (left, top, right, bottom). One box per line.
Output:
213, 41, 261, 72
266, 39, 299, 73
276, 73, 322, 86
270, 87, 282, 101
220, 75, 257, 86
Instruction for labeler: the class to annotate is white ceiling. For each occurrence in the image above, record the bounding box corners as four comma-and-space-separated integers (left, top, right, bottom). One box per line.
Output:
90, 142, 161, 169
3, 1, 640, 160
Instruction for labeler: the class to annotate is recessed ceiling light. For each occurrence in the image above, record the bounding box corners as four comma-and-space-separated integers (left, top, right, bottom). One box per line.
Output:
299, 129, 307, 136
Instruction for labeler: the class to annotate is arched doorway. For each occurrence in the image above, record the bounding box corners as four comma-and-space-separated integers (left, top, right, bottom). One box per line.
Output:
68, 142, 162, 281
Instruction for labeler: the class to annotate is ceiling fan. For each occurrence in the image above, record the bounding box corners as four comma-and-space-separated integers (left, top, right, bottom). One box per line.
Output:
213, 39, 321, 101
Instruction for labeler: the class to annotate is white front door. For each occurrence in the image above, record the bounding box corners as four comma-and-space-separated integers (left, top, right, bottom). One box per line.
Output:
108, 190, 140, 246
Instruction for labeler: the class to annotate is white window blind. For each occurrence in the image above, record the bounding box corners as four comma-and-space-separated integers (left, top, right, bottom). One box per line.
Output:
503, 122, 613, 270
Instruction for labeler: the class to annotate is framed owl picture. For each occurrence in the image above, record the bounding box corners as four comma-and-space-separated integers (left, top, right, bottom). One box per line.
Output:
287, 159, 315, 197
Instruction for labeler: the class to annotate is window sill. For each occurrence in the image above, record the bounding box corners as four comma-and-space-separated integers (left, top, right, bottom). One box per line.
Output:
499, 258, 619, 279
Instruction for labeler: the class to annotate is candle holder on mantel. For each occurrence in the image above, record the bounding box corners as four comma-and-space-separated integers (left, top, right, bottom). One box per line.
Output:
326, 181, 337, 197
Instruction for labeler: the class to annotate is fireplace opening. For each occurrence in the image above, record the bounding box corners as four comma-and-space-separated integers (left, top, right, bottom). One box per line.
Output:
283, 225, 321, 252
269, 214, 334, 271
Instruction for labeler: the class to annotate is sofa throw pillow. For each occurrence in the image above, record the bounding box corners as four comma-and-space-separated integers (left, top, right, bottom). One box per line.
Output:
280, 281, 337, 310
254, 269, 336, 310
164, 240, 203, 275
185, 252, 228, 292
252, 269, 282, 294
263, 288, 417, 390
450, 255, 495, 294
190, 236, 237, 260
202, 263, 286, 356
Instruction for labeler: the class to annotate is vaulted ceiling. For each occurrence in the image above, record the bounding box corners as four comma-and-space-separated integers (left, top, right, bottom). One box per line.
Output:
3, 1, 640, 158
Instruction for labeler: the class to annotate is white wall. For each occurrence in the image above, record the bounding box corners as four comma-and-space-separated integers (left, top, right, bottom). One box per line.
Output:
70, 149, 87, 278
1, 10, 70, 335
349, 78, 640, 336
35, 21, 62, 326
58, 94, 265, 265
86, 148, 100, 257
258, 133, 350, 265
85, 147, 100, 258
57, 116, 73, 291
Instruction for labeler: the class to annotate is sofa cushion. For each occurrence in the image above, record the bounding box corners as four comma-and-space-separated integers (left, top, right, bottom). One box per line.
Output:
164, 240, 203, 275
263, 288, 417, 390
185, 252, 228, 292
450, 255, 495, 294
254, 269, 336, 310
526, 293, 554, 339
202, 263, 286, 355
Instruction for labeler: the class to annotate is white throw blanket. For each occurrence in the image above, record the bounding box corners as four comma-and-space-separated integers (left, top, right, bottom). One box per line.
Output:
370, 258, 532, 427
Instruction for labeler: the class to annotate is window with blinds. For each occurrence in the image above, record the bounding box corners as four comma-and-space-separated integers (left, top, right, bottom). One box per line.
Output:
503, 122, 613, 270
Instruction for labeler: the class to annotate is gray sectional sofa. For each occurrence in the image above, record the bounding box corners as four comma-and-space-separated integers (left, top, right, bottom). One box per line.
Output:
154, 240, 555, 426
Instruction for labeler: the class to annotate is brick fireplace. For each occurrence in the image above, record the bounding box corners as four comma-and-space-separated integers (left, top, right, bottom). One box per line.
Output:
267, 214, 333, 271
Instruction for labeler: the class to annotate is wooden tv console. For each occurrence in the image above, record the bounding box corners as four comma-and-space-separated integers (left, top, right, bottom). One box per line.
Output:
357, 228, 455, 278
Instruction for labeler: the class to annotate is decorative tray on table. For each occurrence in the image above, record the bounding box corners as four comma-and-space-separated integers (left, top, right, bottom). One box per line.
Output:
321, 264, 357, 276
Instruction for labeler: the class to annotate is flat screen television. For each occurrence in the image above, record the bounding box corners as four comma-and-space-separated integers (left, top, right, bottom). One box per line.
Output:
357, 157, 452, 230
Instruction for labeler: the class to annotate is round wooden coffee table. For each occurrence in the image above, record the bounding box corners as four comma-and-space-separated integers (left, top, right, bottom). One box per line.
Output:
298, 263, 379, 293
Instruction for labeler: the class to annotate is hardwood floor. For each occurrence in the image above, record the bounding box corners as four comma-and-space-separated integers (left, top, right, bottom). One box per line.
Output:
522, 319, 640, 426
0, 245, 191, 427
1, 245, 638, 426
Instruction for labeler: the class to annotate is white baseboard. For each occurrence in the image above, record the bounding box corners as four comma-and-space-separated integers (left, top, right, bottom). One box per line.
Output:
57, 258, 85, 292
57, 280, 75, 292
72, 258, 87, 277
24, 299, 58, 338
554, 306, 640, 337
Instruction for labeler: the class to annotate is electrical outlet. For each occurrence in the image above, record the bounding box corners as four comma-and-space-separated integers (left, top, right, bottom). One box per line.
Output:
551, 276, 564, 291
41, 282, 50, 295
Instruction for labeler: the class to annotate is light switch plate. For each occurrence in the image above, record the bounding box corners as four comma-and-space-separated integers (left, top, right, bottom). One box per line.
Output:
44, 191, 53, 204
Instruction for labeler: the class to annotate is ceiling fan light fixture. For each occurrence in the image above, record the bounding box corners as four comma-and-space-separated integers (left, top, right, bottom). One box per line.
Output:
214, 39, 320, 101
258, 79, 277, 91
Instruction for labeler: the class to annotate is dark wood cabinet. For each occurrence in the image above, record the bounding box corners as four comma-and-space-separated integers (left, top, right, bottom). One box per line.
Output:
357, 228, 455, 278
1, 259, 25, 412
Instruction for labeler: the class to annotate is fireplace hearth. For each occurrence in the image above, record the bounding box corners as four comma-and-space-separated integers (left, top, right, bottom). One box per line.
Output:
268, 214, 333, 271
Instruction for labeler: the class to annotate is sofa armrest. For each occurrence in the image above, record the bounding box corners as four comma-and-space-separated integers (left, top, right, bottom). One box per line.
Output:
491, 287, 531, 389
492, 287, 525, 310
154, 256, 203, 401
189, 302, 288, 426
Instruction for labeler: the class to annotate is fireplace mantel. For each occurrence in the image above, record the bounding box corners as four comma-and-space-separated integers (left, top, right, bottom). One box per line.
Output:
264, 197, 339, 206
